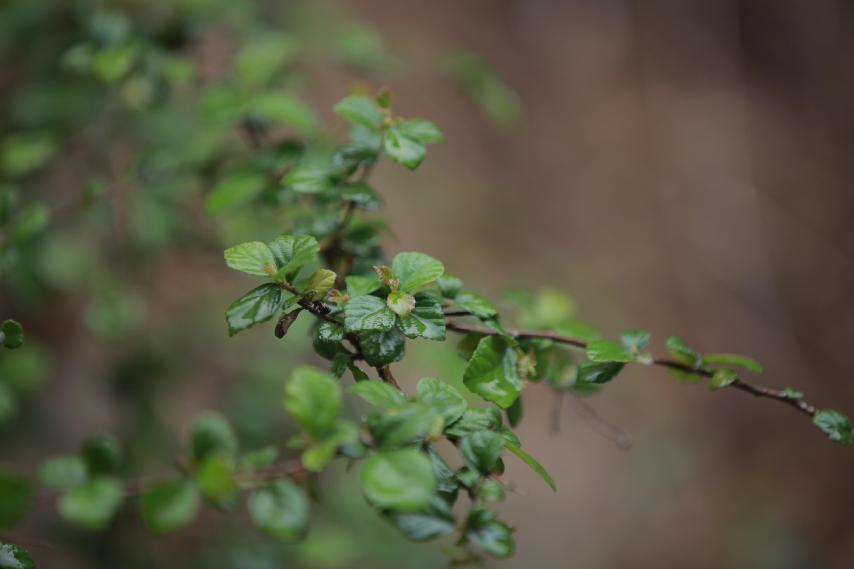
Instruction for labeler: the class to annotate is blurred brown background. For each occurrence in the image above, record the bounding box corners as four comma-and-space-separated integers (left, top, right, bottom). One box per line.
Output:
6, 0, 854, 567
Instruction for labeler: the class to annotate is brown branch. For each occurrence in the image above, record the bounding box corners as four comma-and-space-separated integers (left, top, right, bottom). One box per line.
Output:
445, 319, 819, 419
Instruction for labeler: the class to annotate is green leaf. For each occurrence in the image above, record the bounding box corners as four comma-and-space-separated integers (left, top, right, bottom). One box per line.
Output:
459, 431, 505, 474
267, 235, 319, 277
586, 340, 635, 363
576, 361, 624, 385
436, 275, 463, 299
0, 320, 23, 349
386, 496, 455, 541
339, 182, 383, 209
246, 92, 318, 135
504, 442, 556, 491
9, 204, 49, 242
302, 420, 360, 472
506, 397, 523, 427
368, 403, 438, 449
39, 456, 87, 491
463, 336, 522, 408
139, 478, 200, 534
333, 95, 383, 129
386, 291, 416, 318
238, 447, 280, 474
477, 479, 506, 502
58, 477, 124, 531
445, 407, 503, 439
249, 479, 310, 541
206, 172, 266, 214
702, 353, 763, 374
348, 382, 407, 409
304, 269, 336, 301
196, 454, 240, 510
81, 434, 122, 475
284, 367, 341, 438
1, 132, 56, 177
398, 119, 443, 143
282, 164, 332, 194
360, 449, 437, 511
345, 274, 381, 297
398, 293, 446, 340
226, 284, 288, 336
392, 252, 444, 293
0, 543, 34, 569
709, 368, 738, 390
416, 378, 467, 426
345, 295, 396, 332
454, 293, 498, 320
224, 242, 276, 277
813, 410, 853, 444
384, 126, 426, 170
619, 329, 650, 352
359, 329, 406, 367
190, 411, 237, 463
666, 336, 701, 367
0, 471, 31, 529
312, 321, 345, 360
782, 387, 803, 400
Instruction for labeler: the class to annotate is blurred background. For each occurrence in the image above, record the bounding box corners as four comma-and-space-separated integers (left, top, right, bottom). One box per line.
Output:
2, 0, 854, 567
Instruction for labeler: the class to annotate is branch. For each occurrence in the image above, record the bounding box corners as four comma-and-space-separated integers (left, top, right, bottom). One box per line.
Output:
444, 319, 819, 419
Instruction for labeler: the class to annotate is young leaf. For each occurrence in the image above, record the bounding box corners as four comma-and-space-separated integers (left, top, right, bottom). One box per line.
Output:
463, 336, 522, 408
304, 269, 336, 301
0, 471, 31, 529
139, 478, 200, 534
348, 381, 407, 409
334, 95, 383, 129
386, 291, 416, 318
284, 367, 342, 438
360, 449, 436, 511
665, 336, 701, 367
702, 353, 763, 374
504, 442, 556, 491
224, 242, 275, 277
398, 119, 443, 143
384, 126, 425, 170
267, 235, 319, 277
58, 477, 124, 531
709, 368, 738, 390
345, 295, 396, 332
392, 252, 444, 293
586, 340, 635, 363
249, 479, 310, 541
619, 329, 650, 352
459, 431, 505, 474
813, 410, 853, 444
416, 378, 467, 426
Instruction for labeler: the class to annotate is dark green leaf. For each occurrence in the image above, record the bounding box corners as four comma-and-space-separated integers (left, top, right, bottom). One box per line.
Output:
445, 407, 503, 439
0, 471, 31, 529
249, 479, 309, 541
436, 275, 462, 299
360, 449, 436, 511
345, 295, 395, 332
576, 361, 624, 384
463, 336, 522, 408
465, 506, 514, 558
284, 367, 341, 438
0, 320, 23, 350
386, 496, 455, 541
359, 328, 406, 367
459, 431, 504, 474
139, 478, 200, 534
398, 293, 446, 340
81, 434, 122, 475
506, 397, 523, 427
196, 454, 240, 510
339, 182, 383, 209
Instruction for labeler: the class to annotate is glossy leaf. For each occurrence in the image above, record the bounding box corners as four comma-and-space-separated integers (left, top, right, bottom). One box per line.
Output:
459, 431, 505, 473
359, 328, 406, 367
463, 336, 522, 408
398, 293, 446, 340
360, 449, 436, 511
345, 295, 396, 332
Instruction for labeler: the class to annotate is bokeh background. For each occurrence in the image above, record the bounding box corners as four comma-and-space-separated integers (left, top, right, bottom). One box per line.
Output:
2, 0, 854, 567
